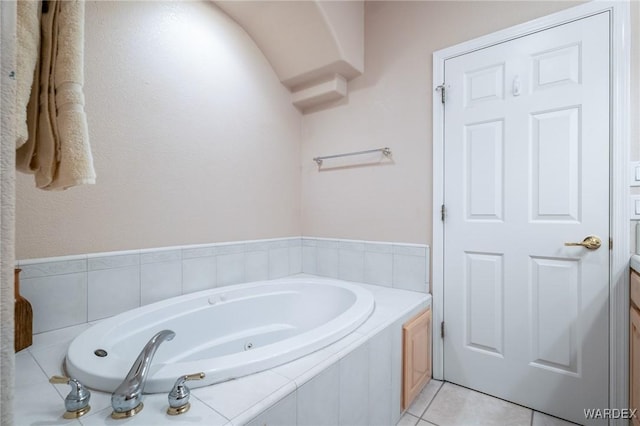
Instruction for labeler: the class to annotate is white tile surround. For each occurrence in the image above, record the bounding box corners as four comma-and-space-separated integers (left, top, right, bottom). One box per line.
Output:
17, 237, 430, 334
15, 276, 431, 426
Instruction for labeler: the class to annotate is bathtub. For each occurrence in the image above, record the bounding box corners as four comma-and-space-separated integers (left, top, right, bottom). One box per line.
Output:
65, 277, 375, 393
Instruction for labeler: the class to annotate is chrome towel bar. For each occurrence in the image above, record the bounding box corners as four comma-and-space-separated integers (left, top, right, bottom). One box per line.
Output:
313, 147, 392, 166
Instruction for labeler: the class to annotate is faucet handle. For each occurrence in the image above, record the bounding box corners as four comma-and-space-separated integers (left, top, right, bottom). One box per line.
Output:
49, 375, 91, 419
167, 372, 205, 415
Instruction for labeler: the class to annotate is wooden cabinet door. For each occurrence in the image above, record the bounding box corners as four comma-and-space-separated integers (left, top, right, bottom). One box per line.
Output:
403, 308, 432, 410
631, 306, 640, 426
631, 270, 640, 308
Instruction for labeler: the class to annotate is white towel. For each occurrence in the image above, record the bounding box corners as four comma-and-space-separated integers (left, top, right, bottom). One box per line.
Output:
15, 0, 40, 150
49, 0, 95, 189
16, 0, 96, 190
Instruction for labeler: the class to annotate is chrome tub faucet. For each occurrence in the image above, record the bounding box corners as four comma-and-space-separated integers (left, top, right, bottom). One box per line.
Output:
110, 329, 175, 419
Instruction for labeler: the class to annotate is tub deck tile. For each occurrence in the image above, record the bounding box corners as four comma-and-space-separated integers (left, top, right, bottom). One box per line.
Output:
15, 382, 81, 426
271, 331, 366, 382
79, 393, 229, 426
15, 351, 50, 390
355, 285, 429, 335
29, 323, 92, 351
227, 383, 297, 426
244, 390, 297, 426
192, 370, 291, 420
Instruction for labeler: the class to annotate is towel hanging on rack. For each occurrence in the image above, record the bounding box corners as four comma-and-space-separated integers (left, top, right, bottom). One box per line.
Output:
16, 0, 96, 190
15, 0, 40, 150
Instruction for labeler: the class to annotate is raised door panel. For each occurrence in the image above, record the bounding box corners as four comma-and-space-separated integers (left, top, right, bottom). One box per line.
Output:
530, 257, 579, 375
530, 107, 581, 222
402, 308, 432, 410
464, 120, 504, 221
464, 252, 504, 356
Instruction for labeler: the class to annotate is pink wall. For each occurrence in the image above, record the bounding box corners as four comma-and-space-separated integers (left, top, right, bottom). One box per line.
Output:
18, 1, 626, 259
15, 1, 302, 259
301, 1, 584, 245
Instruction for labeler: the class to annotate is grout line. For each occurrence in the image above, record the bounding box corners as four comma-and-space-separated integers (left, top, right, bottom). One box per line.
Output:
533, 410, 581, 426
190, 393, 231, 422
138, 260, 142, 308
84, 267, 89, 324
230, 380, 295, 425
397, 413, 420, 426
294, 388, 299, 426
419, 380, 445, 421
27, 351, 66, 401
410, 413, 420, 426
270, 368, 296, 385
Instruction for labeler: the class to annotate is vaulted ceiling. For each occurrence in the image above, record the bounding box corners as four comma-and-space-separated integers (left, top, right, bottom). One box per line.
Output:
215, 1, 365, 111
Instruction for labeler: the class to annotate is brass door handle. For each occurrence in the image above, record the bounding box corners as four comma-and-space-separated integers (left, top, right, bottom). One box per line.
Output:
564, 236, 602, 250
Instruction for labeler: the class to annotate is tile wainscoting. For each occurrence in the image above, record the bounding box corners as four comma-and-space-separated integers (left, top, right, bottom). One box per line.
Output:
17, 237, 430, 334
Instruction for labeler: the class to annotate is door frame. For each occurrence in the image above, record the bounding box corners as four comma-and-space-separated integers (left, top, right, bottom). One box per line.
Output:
432, 1, 631, 420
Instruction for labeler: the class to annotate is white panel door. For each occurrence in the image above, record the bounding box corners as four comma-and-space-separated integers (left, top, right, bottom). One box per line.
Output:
443, 13, 609, 424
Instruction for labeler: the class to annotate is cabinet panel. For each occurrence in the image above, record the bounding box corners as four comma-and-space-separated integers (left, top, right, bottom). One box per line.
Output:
631, 306, 640, 426
631, 270, 640, 309
402, 308, 432, 410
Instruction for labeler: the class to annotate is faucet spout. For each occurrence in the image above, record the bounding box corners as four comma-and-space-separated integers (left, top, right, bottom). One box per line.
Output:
111, 329, 175, 418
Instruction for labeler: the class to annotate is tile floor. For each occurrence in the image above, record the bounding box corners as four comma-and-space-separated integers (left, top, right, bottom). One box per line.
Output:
398, 380, 579, 426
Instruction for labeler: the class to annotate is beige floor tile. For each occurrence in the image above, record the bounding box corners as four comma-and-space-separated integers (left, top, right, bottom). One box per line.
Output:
533, 411, 580, 426
422, 382, 532, 426
396, 412, 420, 426
407, 379, 444, 417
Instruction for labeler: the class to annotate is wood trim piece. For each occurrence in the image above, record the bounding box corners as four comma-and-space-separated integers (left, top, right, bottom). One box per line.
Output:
630, 306, 640, 426
402, 308, 432, 410
631, 270, 640, 309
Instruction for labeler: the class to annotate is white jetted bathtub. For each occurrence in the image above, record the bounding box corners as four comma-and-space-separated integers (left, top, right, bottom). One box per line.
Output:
65, 277, 374, 393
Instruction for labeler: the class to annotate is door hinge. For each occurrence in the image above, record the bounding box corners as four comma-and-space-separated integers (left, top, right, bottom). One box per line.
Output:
435, 84, 446, 104
610, 238, 613, 250
441, 321, 445, 339
441, 204, 446, 221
